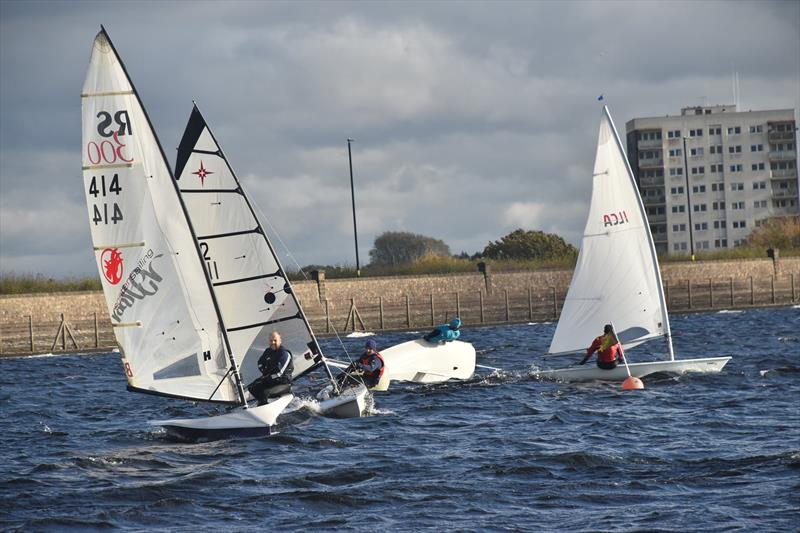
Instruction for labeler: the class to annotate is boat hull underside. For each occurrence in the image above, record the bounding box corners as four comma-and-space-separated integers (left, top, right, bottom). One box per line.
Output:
150, 394, 293, 440
536, 356, 732, 382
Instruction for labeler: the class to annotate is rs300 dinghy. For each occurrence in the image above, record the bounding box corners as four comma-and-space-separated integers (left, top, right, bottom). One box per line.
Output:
81, 29, 366, 441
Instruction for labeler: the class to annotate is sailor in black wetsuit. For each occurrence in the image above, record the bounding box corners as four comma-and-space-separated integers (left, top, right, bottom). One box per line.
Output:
247, 331, 293, 405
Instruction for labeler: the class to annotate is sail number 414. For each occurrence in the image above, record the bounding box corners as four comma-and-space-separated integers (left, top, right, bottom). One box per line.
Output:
89, 174, 123, 225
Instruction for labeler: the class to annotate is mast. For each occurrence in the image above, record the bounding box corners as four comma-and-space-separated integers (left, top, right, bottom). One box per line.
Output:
99, 28, 249, 404
603, 105, 675, 360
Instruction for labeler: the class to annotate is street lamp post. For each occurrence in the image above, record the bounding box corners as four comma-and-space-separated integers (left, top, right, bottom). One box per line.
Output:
347, 138, 361, 276
682, 136, 696, 261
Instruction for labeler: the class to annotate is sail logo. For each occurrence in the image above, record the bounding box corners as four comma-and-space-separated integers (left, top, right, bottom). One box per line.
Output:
101, 248, 124, 285
111, 249, 165, 322
603, 210, 629, 227
192, 161, 213, 186
96, 110, 132, 138
86, 110, 134, 166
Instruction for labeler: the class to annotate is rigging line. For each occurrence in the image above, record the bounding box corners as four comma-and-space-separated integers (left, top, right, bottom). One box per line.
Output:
207, 366, 234, 402
241, 179, 361, 374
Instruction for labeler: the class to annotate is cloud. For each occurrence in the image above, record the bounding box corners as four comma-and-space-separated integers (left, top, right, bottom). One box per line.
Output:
0, 0, 798, 277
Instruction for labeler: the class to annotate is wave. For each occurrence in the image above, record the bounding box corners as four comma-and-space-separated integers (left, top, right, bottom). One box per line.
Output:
345, 331, 375, 338
717, 309, 744, 314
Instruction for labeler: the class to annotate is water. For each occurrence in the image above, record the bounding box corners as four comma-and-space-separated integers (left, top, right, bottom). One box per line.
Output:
1, 307, 798, 532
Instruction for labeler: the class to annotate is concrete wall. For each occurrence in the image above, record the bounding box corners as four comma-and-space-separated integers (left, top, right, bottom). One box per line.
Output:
2, 256, 798, 354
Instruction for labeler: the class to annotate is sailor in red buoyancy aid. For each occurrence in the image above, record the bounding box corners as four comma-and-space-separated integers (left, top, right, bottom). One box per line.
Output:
579, 324, 625, 370
355, 339, 385, 388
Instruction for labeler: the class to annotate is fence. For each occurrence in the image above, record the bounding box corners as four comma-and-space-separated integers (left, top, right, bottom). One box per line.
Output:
0, 274, 796, 356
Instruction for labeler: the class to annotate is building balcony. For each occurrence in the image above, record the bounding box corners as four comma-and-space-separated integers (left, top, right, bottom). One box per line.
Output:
639, 176, 664, 187
770, 169, 797, 179
638, 158, 663, 168
768, 151, 796, 162
768, 130, 795, 142
637, 138, 662, 149
648, 213, 666, 223
772, 189, 799, 199
770, 206, 799, 216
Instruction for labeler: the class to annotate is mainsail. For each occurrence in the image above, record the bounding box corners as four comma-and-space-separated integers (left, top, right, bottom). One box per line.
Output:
548, 106, 671, 356
174, 105, 325, 388
81, 29, 241, 403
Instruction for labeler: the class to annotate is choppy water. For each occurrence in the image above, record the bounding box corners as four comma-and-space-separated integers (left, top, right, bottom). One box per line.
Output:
1, 307, 798, 532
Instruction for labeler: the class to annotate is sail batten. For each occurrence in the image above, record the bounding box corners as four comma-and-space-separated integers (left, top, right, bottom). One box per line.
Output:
548, 106, 669, 356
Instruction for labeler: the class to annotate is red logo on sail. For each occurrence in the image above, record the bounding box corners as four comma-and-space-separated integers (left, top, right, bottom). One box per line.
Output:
192, 161, 213, 186
603, 210, 629, 227
101, 248, 124, 285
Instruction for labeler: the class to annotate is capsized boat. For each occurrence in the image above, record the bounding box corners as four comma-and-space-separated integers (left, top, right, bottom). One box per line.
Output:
80, 28, 363, 441
372, 339, 476, 391
536, 106, 731, 382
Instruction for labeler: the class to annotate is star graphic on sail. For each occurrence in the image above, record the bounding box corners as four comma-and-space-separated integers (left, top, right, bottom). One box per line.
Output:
192, 161, 213, 186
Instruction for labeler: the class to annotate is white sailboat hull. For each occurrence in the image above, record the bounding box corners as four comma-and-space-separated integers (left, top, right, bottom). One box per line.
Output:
318, 384, 369, 418
150, 394, 293, 440
374, 339, 476, 391
536, 356, 732, 382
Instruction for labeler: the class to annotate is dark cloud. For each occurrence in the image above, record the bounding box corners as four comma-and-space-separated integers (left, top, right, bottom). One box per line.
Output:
1, 0, 798, 277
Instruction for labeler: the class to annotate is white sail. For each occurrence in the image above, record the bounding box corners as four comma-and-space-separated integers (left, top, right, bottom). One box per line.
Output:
548, 106, 669, 355
81, 29, 240, 403
174, 105, 325, 388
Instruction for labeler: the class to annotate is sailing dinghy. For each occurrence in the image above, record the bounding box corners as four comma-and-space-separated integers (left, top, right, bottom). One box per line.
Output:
81, 28, 363, 441
536, 106, 731, 382
372, 339, 476, 391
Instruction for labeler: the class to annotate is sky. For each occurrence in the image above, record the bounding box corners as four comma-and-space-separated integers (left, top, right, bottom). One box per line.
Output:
1, 0, 798, 277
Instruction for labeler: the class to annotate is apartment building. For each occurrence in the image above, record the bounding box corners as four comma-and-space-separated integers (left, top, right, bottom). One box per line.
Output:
626, 105, 798, 255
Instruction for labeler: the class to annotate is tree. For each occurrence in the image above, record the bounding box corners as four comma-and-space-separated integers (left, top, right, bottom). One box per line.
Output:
482, 229, 577, 260
745, 215, 800, 249
369, 231, 451, 266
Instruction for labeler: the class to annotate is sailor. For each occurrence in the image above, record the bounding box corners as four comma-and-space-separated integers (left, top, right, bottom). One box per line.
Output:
338, 339, 385, 389
579, 324, 625, 369
247, 331, 294, 405
423, 317, 462, 343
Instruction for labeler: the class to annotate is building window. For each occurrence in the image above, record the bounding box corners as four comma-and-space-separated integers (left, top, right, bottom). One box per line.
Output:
750, 144, 764, 152
751, 162, 765, 171
729, 164, 743, 173
732, 201, 745, 210
714, 239, 728, 248
749, 125, 763, 133
752, 181, 766, 190
712, 201, 726, 210
670, 186, 684, 194
692, 166, 705, 175
753, 200, 767, 209
711, 183, 722, 191
690, 147, 704, 156
728, 145, 742, 154
667, 130, 681, 138
668, 148, 682, 157
694, 222, 708, 231
713, 220, 726, 229
689, 128, 703, 137
672, 224, 687, 232
730, 182, 744, 191
709, 144, 723, 154
693, 203, 707, 212
709, 126, 722, 135
669, 168, 684, 176
710, 164, 722, 173
727, 126, 741, 135
672, 205, 686, 213
699, 241, 710, 249
732, 220, 747, 229
692, 185, 706, 193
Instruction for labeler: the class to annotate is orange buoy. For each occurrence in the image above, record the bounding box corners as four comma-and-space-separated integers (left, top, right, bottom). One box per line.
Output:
622, 376, 644, 390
